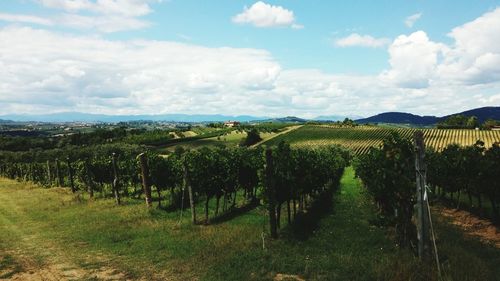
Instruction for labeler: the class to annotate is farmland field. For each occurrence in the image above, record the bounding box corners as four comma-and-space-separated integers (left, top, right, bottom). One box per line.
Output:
262, 125, 500, 154
155, 125, 301, 153
155, 130, 278, 153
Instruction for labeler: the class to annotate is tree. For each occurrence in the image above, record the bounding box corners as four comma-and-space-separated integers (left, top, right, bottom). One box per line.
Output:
240, 129, 262, 147
466, 116, 480, 129
437, 114, 479, 129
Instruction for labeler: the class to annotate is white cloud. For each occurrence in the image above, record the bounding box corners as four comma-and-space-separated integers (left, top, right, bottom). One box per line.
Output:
0, 26, 282, 115
37, 0, 157, 17
37, 0, 93, 13
1, 7, 500, 118
59, 13, 150, 32
232, 1, 302, 29
335, 33, 390, 48
16, 0, 162, 32
405, 12, 422, 28
437, 7, 500, 85
382, 7, 500, 89
0, 13, 53, 26
381, 31, 447, 88
0, 12, 150, 33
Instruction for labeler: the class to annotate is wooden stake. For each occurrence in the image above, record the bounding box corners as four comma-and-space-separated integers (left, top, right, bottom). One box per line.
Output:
137, 153, 153, 207
414, 131, 431, 259
46, 160, 52, 186
55, 159, 62, 187
67, 157, 75, 193
111, 153, 121, 205
265, 148, 278, 239
184, 161, 196, 224
84, 161, 94, 198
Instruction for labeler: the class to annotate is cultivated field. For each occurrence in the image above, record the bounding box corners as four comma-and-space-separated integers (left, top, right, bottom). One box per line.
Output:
263, 125, 500, 154
156, 125, 301, 153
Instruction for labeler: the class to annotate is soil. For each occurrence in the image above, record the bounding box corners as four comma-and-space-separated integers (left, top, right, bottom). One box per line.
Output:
435, 205, 500, 248
0, 252, 131, 281
274, 273, 306, 281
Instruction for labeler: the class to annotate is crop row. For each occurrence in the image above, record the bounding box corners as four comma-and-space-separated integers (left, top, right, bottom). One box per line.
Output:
263, 125, 500, 155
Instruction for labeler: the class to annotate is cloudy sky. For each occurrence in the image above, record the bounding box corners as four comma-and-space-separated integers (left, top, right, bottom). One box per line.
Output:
1, 0, 500, 118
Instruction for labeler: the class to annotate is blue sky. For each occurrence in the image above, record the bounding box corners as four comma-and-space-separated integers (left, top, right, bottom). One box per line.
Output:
0, 1, 500, 117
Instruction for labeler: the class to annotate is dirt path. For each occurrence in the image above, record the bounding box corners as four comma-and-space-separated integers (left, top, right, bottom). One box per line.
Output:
1, 259, 130, 281
251, 125, 303, 148
434, 205, 500, 248
0, 183, 133, 281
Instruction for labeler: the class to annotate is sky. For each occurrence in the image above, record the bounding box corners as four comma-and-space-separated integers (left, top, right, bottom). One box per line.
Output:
0, 0, 500, 118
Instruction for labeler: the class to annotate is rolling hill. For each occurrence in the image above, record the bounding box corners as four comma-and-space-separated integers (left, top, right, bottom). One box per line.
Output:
355, 106, 500, 125
355, 112, 438, 125
441, 106, 500, 123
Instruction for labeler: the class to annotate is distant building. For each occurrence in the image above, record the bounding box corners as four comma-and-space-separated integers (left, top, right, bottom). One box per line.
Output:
492, 126, 500, 131
224, 121, 240, 127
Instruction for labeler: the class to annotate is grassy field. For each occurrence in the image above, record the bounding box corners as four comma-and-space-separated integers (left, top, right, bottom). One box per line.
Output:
156, 129, 286, 153
262, 125, 500, 154
1, 168, 499, 280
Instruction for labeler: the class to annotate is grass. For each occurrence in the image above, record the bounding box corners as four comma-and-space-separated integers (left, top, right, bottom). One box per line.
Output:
0, 168, 499, 280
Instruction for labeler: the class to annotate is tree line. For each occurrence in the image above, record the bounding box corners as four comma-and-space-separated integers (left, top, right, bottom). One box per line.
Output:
437, 114, 500, 129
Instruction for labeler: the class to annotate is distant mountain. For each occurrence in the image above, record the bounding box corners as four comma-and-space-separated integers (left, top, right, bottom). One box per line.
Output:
439, 107, 500, 123
257, 116, 308, 123
356, 112, 438, 125
2, 106, 499, 124
0, 112, 269, 123
314, 115, 364, 121
356, 106, 500, 125
0, 119, 14, 124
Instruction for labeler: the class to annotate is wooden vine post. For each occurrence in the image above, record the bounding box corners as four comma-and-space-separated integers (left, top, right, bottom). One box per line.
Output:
111, 153, 121, 205
67, 157, 75, 193
55, 158, 63, 187
22, 164, 27, 182
137, 153, 153, 207
184, 161, 196, 224
46, 160, 52, 186
265, 148, 278, 239
414, 131, 431, 259
84, 161, 94, 198
29, 163, 34, 182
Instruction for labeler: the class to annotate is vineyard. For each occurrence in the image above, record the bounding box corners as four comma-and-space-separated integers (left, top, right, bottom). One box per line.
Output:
0, 124, 499, 280
0, 143, 349, 229
263, 125, 500, 154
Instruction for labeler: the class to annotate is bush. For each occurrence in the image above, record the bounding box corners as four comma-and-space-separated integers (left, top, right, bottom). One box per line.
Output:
239, 129, 262, 147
